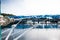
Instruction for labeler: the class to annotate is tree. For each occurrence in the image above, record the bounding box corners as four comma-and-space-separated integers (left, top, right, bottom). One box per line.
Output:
1, 13, 15, 16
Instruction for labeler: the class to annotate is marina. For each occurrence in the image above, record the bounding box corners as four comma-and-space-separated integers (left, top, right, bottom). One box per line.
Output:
1, 15, 60, 40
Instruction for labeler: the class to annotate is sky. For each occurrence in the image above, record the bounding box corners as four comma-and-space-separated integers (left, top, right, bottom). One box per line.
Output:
1, 0, 60, 16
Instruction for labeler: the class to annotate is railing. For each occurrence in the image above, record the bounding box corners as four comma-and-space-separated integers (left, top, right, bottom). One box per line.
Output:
2, 21, 39, 40
5, 19, 22, 40
2, 18, 60, 40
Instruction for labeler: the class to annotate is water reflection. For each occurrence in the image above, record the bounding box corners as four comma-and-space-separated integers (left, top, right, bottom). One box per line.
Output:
16, 24, 59, 29
18, 29, 60, 40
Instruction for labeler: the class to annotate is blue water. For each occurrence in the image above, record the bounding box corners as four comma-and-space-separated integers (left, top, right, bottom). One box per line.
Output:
1, 24, 58, 29
16, 24, 31, 29
15, 24, 58, 29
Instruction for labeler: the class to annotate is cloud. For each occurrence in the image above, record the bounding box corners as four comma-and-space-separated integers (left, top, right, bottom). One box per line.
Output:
1, 0, 60, 16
